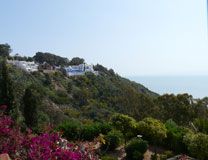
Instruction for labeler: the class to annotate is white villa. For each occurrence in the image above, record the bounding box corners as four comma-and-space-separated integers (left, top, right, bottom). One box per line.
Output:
7, 60, 39, 72
65, 64, 98, 76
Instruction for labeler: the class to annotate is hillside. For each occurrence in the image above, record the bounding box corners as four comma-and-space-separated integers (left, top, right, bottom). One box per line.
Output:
5, 53, 158, 125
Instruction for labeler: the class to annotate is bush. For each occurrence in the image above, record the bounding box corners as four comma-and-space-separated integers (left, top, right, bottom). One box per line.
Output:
82, 124, 101, 141
160, 154, 167, 160
59, 121, 112, 142
125, 138, 148, 160
82, 123, 112, 141
58, 120, 83, 141
97, 122, 112, 135
184, 132, 208, 160
165, 150, 173, 158
164, 120, 188, 153
101, 156, 118, 160
151, 154, 158, 160
101, 130, 123, 151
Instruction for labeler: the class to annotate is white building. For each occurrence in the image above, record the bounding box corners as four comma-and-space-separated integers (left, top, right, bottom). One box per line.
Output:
7, 60, 38, 72
65, 64, 98, 76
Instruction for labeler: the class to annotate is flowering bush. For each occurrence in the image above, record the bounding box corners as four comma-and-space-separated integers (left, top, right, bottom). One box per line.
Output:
0, 105, 99, 160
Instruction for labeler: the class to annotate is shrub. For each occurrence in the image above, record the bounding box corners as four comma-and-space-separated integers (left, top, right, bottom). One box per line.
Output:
165, 150, 173, 158
59, 121, 112, 142
101, 130, 123, 151
151, 154, 158, 160
58, 120, 83, 141
164, 120, 188, 153
97, 122, 112, 135
125, 138, 148, 160
101, 156, 118, 160
136, 118, 167, 145
184, 131, 208, 160
160, 154, 167, 160
82, 123, 112, 141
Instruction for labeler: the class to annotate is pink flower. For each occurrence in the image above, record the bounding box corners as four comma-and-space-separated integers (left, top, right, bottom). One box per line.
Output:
1, 105, 7, 110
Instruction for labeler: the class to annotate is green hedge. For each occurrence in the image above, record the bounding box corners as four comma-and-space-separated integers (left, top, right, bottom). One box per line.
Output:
101, 130, 123, 151
125, 138, 148, 160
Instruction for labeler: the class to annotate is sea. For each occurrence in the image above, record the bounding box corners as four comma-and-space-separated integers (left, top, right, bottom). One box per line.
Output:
126, 75, 208, 99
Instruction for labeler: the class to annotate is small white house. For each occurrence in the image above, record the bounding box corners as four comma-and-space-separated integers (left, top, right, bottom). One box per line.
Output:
65, 64, 98, 76
7, 60, 38, 72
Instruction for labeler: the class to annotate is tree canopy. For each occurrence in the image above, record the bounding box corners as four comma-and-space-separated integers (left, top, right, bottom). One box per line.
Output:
0, 44, 11, 58
69, 57, 85, 65
33, 52, 69, 66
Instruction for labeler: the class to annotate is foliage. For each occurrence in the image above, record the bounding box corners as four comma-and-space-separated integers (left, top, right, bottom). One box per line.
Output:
184, 131, 208, 160
164, 150, 173, 158
0, 44, 11, 58
150, 154, 158, 160
0, 60, 16, 114
154, 94, 208, 125
118, 86, 159, 121
193, 118, 208, 134
58, 121, 112, 141
23, 86, 41, 128
101, 156, 117, 160
101, 130, 123, 151
58, 120, 83, 141
72, 88, 88, 106
125, 138, 148, 160
49, 90, 71, 105
136, 118, 167, 145
160, 154, 167, 160
69, 57, 85, 65
111, 114, 136, 143
164, 119, 188, 153
0, 105, 99, 160
82, 123, 105, 141
33, 52, 69, 66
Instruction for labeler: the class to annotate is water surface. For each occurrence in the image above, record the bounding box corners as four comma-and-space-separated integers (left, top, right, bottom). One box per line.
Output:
126, 76, 208, 99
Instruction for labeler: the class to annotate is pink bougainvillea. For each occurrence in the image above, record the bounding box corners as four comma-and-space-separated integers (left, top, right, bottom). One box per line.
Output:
0, 105, 99, 160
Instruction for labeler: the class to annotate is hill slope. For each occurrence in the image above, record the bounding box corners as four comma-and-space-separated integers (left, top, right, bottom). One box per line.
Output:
6, 55, 159, 125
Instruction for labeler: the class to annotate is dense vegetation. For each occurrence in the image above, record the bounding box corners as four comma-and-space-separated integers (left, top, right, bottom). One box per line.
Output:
1, 43, 208, 159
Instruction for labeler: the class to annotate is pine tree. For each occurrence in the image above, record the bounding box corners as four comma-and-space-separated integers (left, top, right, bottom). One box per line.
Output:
23, 87, 40, 128
0, 60, 16, 114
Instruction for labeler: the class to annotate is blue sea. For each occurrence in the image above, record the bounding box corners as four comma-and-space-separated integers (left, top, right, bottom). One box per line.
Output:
126, 76, 208, 99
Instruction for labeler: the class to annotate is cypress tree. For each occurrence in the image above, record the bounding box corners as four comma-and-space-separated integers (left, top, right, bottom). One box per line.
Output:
23, 87, 39, 128
0, 60, 16, 114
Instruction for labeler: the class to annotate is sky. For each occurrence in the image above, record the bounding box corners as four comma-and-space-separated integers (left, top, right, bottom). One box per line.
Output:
0, 0, 207, 76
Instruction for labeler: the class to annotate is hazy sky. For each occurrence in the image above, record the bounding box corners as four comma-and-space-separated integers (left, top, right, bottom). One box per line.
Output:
0, 0, 207, 76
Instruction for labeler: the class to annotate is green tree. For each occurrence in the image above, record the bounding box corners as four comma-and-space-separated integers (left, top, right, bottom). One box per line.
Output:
23, 87, 40, 128
73, 88, 88, 106
44, 73, 52, 85
125, 138, 148, 160
194, 118, 208, 134
184, 132, 208, 160
111, 114, 136, 144
136, 117, 167, 154
164, 119, 188, 153
101, 129, 123, 151
0, 60, 16, 114
33, 52, 69, 66
0, 44, 11, 58
69, 57, 85, 65
154, 94, 194, 125
118, 86, 159, 121
67, 80, 73, 94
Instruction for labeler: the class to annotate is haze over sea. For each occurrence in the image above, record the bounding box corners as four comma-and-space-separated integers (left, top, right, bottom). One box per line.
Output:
127, 75, 208, 99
